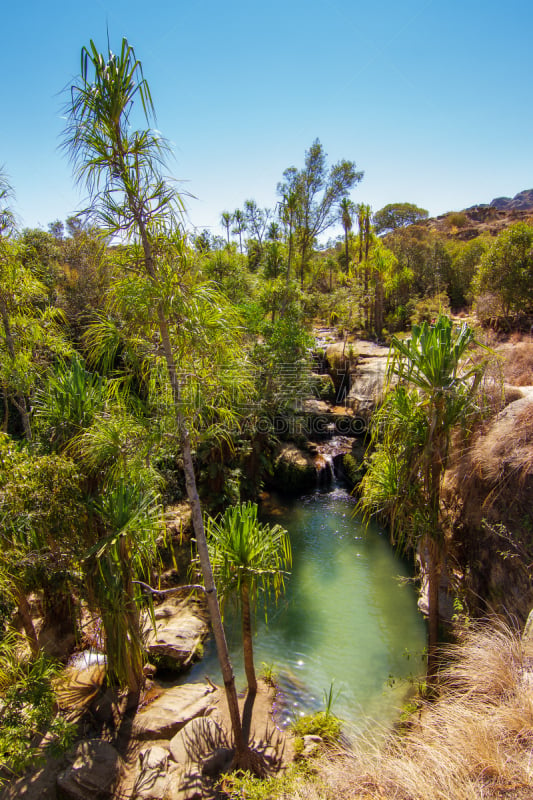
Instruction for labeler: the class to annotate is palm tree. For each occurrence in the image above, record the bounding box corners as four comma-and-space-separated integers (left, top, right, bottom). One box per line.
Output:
220, 211, 232, 246
63, 38, 249, 761
358, 316, 486, 680
339, 197, 355, 271
206, 502, 291, 694
232, 209, 246, 254
85, 480, 161, 694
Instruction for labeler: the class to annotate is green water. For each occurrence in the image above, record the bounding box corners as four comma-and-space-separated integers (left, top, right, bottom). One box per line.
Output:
186, 484, 427, 735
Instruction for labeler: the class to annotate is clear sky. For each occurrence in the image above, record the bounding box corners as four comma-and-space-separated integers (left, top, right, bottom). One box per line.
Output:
2, 0, 532, 240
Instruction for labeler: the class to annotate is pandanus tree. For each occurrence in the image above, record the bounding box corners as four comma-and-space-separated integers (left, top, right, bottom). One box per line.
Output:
220, 211, 232, 246
339, 197, 356, 271
358, 316, 486, 681
205, 502, 291, 694
63, 37, 250, 760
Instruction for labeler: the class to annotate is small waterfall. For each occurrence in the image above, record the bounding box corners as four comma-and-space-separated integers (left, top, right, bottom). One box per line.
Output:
315, 452, 335, 487
312, 436, 355, 487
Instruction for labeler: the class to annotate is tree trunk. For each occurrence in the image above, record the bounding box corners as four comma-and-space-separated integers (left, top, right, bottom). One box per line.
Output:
153, 302, 248, 761
15, 588, 39, 657
344, 230, 349, 271
426, 537, 441, 684
241, 583, 257, 694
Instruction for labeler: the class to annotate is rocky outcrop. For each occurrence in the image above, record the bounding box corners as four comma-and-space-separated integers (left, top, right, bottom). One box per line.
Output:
143, 598, 208, 672
444, 391, 533, 621
490, 189, 533, 212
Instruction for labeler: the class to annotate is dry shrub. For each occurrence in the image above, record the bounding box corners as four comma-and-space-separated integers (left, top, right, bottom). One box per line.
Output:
500, 342, 533, 386
310, 621, 533, 800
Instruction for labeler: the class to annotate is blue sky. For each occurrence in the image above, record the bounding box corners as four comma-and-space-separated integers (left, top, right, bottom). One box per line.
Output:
1, 0, 532, 239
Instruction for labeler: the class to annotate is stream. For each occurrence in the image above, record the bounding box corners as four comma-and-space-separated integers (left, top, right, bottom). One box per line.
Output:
183, 474, 427, 737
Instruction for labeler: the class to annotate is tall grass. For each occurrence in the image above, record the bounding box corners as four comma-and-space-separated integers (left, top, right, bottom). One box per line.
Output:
310, 620, 533, 800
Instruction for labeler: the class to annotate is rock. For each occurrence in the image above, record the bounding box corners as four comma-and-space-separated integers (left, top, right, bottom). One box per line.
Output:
300, 734, 323, 758
132, 745, 180, 800
169, 715, 227, 765
271, 443, 317, 494
168, 718, 231, 800
143, 598, 208, 672
132, 683, 216, 740
139, 745, 170, 772
347, 354, 389, 416
56, 739, 123, 800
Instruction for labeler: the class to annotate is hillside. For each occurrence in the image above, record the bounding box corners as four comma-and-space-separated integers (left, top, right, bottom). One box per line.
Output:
419, 188, 533, 241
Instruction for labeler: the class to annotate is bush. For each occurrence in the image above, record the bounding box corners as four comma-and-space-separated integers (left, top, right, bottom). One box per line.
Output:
446, 212, 468, 229
0, 635, 76, 783
408, 292, 450, 325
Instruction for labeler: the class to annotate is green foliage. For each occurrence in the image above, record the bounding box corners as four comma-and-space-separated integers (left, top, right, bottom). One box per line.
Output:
206, 502, 291, 615
446, 211, 468, 229
291, 710, 342, 745
217, 761, 315, 800
373, 202, 428, 235
278, 139, 363, 285
474, 222, 533, 317
0, 633, 76, 783
85, 479, 161, 689
408, 291, 451, 325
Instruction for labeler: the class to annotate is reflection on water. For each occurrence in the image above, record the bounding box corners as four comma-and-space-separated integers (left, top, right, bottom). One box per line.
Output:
184, 483, 427, 735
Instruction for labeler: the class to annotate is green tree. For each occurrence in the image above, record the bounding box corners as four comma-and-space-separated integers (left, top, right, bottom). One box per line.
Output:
63, 37, 250, 760
0, 237, 70, 440
205, 502, 291, 694
373, 202, 428, 235
474, 222, 533, 317
0, 433, 86, 655
358, 316, 486, 680
277, 139, 363, 288
243, 200, 270, 250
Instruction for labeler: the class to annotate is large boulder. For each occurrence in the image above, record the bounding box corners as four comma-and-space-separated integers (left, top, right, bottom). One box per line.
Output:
132, 683, 216, 740
143, 598, 208, 672
56, 740, 123, 800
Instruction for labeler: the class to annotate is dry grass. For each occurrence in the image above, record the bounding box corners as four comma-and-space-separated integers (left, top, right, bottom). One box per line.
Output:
306, 622, 533, 800
499, 342, 533, 386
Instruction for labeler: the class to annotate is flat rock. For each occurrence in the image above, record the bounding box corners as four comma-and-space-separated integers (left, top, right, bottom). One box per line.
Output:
132, 683, 216, 740
56, 739, 123, 800
169, 715, 227, 765
143, 598, 208, 671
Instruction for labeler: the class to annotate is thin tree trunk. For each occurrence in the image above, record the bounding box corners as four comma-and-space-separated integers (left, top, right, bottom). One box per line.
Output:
15, 588, 39, 657
426, 538, 441, 683
344, 230, 349, 271
241, 583, 257, 694
153, 296, 247, 761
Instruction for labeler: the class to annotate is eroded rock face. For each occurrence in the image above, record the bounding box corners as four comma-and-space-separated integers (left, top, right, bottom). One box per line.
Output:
132, 683, 216, 740
56, 739, 123, 800
143, 598, 208, 672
